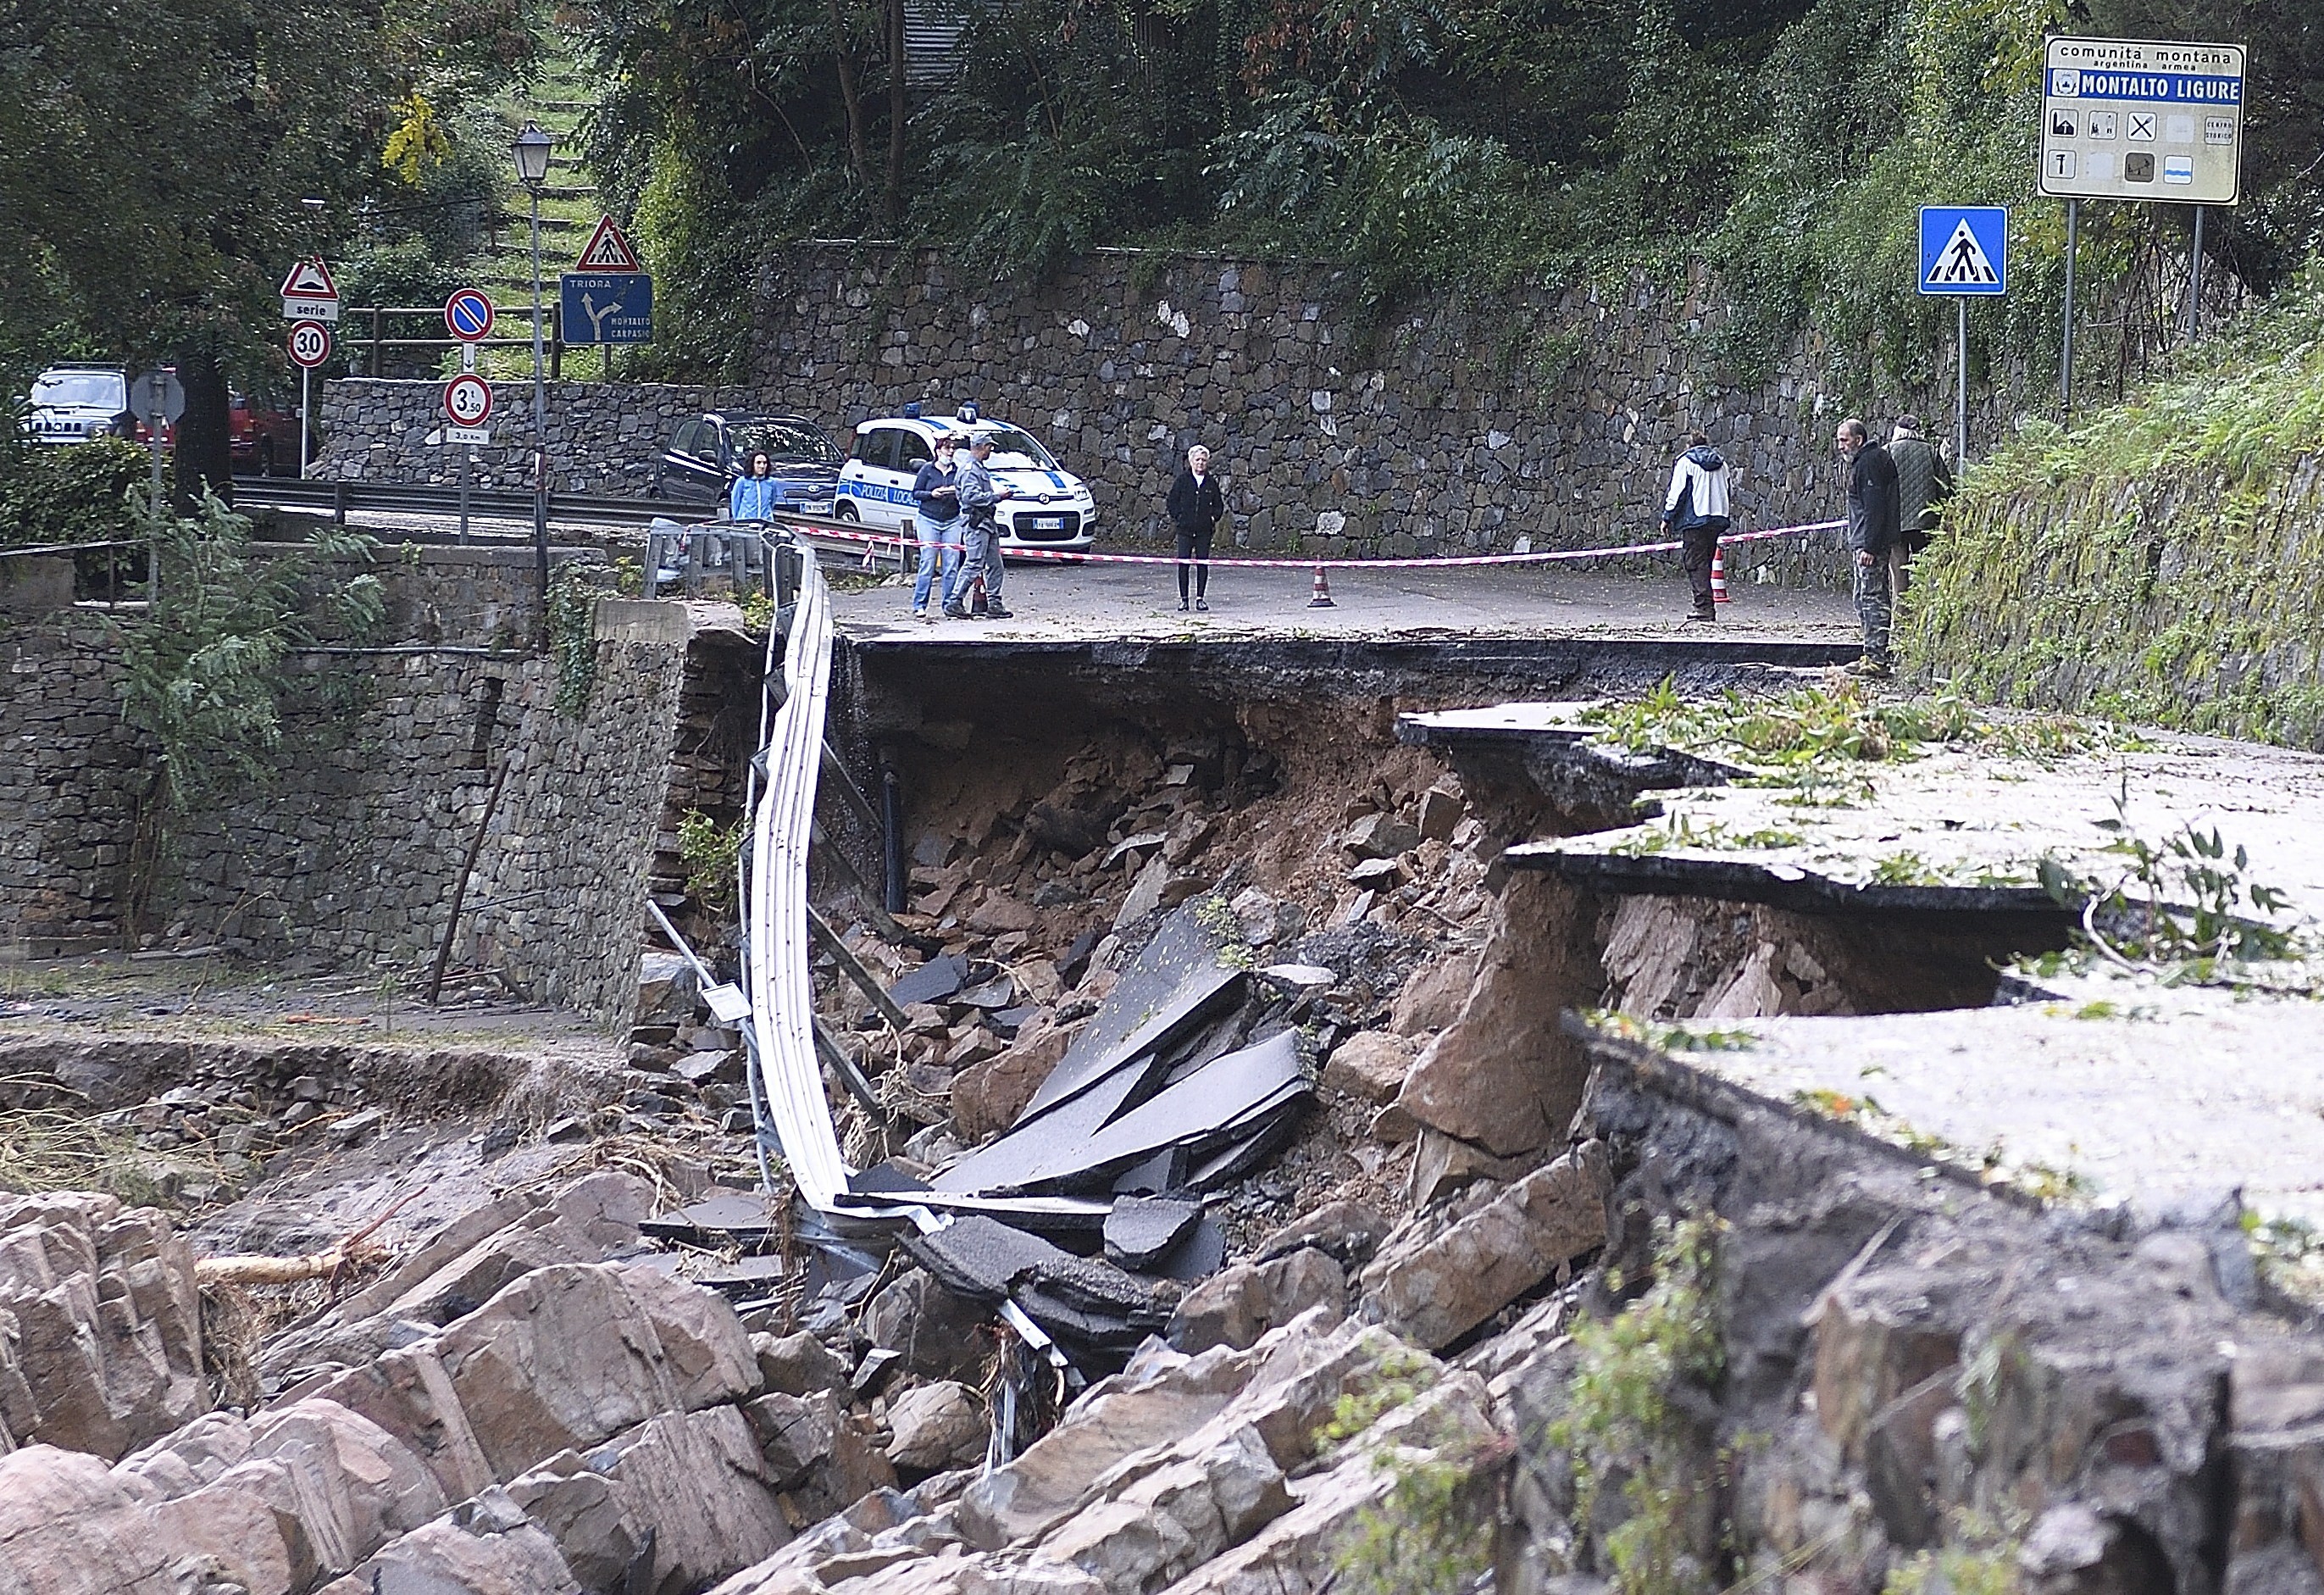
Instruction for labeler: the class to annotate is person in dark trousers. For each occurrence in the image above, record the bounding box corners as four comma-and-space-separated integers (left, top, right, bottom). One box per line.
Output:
1886, 414, 1954, 597
1166, 445, 1226, 612
1660, 428, 1731, 622
908, 434, 962, 621
1837, 416, 1901, 678
946, 433, 1013, 620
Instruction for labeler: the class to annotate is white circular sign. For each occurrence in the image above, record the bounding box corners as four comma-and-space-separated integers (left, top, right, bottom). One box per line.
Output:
287, 321, 333, 370
442, 373, 493, 427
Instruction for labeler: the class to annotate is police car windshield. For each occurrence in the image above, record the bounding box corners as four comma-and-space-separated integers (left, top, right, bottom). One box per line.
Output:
34, 371, 125, 408
973, 427, 1057, 471
732, 420, 840, 464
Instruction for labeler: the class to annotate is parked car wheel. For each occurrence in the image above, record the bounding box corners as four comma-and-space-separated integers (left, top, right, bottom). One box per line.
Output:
830, 500, 858, 522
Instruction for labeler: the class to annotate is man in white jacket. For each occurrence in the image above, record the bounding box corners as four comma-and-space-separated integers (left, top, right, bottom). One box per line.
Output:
1661, 429, 1732, 622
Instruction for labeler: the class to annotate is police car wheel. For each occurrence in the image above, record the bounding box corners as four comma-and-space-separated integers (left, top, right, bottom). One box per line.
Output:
830, 501, 858, 522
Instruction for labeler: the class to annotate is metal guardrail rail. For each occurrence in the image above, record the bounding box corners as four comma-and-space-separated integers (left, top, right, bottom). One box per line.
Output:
233, 478, 907, 569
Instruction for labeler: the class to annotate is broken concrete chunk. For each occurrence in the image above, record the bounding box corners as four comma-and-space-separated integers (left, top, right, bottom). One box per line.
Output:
866, 1268, 995, 1382
1103, 831, 1171, 870
1168, 1250, 1347, 1353
1417, 785, 1466, 842
1320, 1031, 1417, 1104
1389, 949, 1480, 1036
1360, 1140, 1610, 1350
1104, 1197, 1204, 1271
890, 954, 971, 1009
1342, 814, 1421, 861
951, 1020, 1075, 1142
1345, 857, 1405, 889
754, 1331, 850, 1398
885, 1381, 990, 1474
1257, 964, 1336, 994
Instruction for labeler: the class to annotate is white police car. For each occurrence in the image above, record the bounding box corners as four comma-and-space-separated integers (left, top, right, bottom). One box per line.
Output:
833, 403, 1096, 554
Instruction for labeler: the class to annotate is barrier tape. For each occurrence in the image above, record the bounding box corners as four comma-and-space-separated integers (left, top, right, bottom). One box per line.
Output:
779, 517, 1847, 570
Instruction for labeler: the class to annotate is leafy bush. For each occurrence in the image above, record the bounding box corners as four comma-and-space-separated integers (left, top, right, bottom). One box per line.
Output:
0, 436, 152, 552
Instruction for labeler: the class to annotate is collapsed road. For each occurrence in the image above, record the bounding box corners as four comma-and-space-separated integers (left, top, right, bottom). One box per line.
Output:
10, 536, 2324, 1595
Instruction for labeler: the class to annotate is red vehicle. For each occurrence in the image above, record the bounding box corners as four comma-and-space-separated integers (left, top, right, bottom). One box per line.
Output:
230, 392, 308, 476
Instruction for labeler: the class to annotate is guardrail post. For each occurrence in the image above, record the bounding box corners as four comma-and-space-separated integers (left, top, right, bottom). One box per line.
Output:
332, 481, 347, 528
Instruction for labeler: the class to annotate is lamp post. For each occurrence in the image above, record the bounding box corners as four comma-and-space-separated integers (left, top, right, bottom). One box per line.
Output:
513, 120, 555, 633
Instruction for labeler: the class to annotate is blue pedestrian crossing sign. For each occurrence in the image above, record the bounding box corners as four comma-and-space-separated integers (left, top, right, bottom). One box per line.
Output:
1919, 206, 2007, 296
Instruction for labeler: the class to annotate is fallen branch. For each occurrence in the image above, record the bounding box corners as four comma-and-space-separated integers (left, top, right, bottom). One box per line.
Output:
194, 1184, 425, 1288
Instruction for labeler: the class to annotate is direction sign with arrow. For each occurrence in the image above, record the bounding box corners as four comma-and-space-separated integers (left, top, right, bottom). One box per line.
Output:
558, 271, 653, 344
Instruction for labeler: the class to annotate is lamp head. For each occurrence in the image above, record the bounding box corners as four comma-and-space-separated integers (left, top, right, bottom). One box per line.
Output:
513, 121, 555, 188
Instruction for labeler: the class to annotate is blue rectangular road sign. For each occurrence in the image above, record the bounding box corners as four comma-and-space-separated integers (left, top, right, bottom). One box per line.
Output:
558, 272, 653, 343
1918, 207, 2007, 296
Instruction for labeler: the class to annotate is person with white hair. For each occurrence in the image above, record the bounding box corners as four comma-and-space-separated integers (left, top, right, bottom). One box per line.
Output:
1165, 444, 1226, 612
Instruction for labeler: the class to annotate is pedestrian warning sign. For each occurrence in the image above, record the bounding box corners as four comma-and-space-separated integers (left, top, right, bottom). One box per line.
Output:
573, 215, 643, 273
1916, 206, 2007, 297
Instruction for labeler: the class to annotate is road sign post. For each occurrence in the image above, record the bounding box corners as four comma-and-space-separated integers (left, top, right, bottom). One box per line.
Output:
444, 288, 495, 344
1917, 206, 2006, 468
280, 257, 341, 323
129, 371, 186, 516
288, 322, 332, 478
562, 217, 652, 380
442, 373, 493, 429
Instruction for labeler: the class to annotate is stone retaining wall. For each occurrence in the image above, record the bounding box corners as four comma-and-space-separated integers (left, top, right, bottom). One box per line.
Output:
0, 606, 701, 1025
316, 245, 2012, 581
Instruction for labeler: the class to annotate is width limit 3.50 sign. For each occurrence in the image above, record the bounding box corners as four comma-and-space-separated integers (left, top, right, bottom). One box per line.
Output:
2041, 37, 2245, 205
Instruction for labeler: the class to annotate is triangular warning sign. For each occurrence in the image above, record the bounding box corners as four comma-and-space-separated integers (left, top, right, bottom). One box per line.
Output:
574, 215, 643, 273
1925, 219, 2000, 287
279, 257, 340, 299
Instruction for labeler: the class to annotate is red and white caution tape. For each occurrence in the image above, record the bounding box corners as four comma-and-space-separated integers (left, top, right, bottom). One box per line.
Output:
779, 516, 1846, 570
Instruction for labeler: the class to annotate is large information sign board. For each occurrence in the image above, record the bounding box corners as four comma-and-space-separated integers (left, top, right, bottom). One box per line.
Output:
2040, 37, 2245, 205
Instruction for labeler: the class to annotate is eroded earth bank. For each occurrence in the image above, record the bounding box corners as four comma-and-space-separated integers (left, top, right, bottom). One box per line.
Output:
4, 643, 2321, 1595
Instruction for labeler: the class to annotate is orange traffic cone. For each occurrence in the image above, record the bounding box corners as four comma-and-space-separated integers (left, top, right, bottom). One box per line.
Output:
1308, 563, 1335, 608
1711, 546, 1731, 605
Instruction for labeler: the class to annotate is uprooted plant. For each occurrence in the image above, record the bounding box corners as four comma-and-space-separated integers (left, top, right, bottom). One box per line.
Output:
2036, 782, 2305, 983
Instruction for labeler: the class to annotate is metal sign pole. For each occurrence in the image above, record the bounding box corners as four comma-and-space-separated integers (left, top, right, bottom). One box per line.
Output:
2061, 198, 2079, 425
2188, 205, 2206, 342
1957, 298, 1969, 469
298, 366, 310, 478
459, 444, 472, 546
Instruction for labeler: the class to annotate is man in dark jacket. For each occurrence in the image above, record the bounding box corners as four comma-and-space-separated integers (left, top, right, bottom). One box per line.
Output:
1166, 445, 1226, 611
1660, 428, 1731, 622
1837, 416, 1900, 678
1887, 414, 1954, 596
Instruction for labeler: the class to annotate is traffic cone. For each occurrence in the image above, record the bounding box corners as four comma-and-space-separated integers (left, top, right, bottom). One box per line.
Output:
1711, 546, 1731, 605
1308, 563, 1335, 608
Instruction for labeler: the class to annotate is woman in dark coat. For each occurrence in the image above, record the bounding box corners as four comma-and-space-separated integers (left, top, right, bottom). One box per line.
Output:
1165, 445, 1226, 612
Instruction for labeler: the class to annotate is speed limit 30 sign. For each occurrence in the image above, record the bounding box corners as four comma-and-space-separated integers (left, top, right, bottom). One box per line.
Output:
442, 373, 493, 427
288, 321, 333, 369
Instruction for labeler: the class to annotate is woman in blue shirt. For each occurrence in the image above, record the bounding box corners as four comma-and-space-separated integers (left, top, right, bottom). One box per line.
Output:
729, 453, 780, 520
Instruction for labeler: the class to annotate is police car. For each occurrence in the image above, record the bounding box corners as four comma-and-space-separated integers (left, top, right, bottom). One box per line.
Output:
833, 403, 1096, 554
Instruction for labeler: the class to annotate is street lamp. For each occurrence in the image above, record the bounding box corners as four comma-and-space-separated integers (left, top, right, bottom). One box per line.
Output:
513, 120, 554, 632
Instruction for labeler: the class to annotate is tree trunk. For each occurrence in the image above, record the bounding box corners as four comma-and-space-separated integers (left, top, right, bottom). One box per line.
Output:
171, 344, 234, 513
885, 0, 907, 227
829, 0, 873, 189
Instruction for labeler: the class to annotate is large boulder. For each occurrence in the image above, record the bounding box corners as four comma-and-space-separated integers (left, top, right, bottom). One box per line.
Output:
885, 1382, 989, 1474
0, 1192, 204, 1459
1168, 1250, 1346, 1354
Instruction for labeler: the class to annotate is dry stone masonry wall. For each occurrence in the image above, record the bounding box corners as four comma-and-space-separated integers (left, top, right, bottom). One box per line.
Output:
0, 605, 698, 1025
315, 244, 1996, 583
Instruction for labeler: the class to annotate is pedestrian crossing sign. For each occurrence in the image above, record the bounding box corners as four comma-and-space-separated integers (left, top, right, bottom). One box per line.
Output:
1918, 207, 2008, 296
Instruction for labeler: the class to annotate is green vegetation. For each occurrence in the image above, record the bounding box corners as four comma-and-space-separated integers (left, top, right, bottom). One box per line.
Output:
678, 809, 744, 914
1907, 263, 2324, 747
115, 495, 385, 811
546, 559, 623, 715
1551, 1215, 1725, 1595
1884, 1513, 2024, 1595
1586, 1010, 1758, 1054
